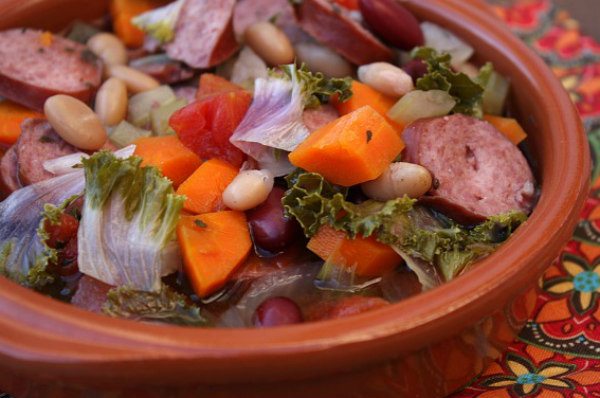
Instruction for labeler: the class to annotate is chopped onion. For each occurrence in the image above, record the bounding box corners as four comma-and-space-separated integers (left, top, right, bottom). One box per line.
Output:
128, 85, 177, 128
43, 152, 89, 175
421, 22, 474, 67
387, 90, 456, 126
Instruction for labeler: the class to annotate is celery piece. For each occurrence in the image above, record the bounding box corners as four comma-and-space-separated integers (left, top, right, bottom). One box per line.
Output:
110, 121, 152, 148
387, 90, 456, 126
151, 98, 187, 136
128, 86, 176, 128
482, 71, 510, 116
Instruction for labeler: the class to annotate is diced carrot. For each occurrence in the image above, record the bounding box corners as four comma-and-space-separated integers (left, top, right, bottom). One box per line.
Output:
110, 0, 170, 48
197, 74, 245, 101
308, 225, 402, 277
332, 80, 405, 132
0, 100, 44, 145
176, 158, 239, 214
133, 135, 201, 187
39, 31, 54, 47
177, 211, 252, 297
289, 105, 404, 186
483, 115, 527, 145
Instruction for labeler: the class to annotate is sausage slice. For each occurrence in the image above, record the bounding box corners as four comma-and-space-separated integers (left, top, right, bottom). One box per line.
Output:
403, 114, 536, 222
0, 29, 102, 111
16, 118, 78, 186
295, 0, 393, 65
166, 0, 239, 69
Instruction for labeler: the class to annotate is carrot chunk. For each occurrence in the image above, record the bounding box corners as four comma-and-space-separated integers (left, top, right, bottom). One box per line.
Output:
289, 105, 404, 186
133, 135, 201, 187
0, 100, 44, 145
483, 115, 527, 145
333, 80, 404, 132
308, 225, 402, 277
177, 211, 252, 297
196, 74, 245, 101
110, 0, 170, 48
176, 158, 239, 214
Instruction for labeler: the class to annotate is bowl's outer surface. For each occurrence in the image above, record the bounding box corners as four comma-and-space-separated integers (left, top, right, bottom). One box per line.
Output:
0, 0, 591, 397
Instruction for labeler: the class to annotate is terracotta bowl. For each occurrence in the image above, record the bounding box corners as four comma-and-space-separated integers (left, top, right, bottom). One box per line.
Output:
0, 0, 590, 397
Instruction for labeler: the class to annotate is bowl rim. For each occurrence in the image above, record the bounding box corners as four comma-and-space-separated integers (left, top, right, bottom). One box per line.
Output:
0, 0, 591, 384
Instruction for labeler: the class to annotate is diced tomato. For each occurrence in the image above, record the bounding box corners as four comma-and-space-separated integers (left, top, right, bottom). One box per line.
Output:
334, 0, 359, 10
44, 213, 79, 249
197, 74, 245, 101
169, 91, 252, 167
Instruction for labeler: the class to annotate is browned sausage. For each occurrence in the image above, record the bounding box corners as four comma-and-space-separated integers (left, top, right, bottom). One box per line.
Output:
129, 55, 194, 85
233, 0, 308, 43
0, 146, 20, 196
295, 0, 393, 65
71, 275, 112, 314
165, 0, 239, 69
403, 114, 536, 223
0, 29, 103, 111
16, 118, 78, 186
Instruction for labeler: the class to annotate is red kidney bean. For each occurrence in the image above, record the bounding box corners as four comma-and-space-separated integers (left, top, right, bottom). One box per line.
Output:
44, 213, 79, 249
358, 0, 424, 50
402, 59, 428, 82
253, 296, 304, 327
247, 187, 302, 253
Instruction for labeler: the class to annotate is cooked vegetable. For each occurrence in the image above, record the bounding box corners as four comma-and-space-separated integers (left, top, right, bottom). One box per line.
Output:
131, 0, 185, 44
420, 22, 474, 67
78, 151, 185, 292
230, 46, 269, 88
412, 47, 485, 117
133, 135, 201, 187
150, 98, 187, 136
289, 106, 405, 186
110, 120, 152, 148
0, 100, 44, 145
170, 90, 251, 168
308, 225, 402, 277
176, 158, 239, 214
386, 90, 456, 126
477, 63, 510, 116
196, 73, 245, 101
332, 80, 403, 131
177, 211, 252, 297
103, 284, 207, 326
110, 0, 170, 48
128, 85, 176, 127
483, 115, 527, 145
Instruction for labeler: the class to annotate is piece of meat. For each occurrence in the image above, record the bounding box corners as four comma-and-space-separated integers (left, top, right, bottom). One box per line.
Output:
233, 0, 308, 43
16, 118, 78, 186
0, 146, 20, 196
166, 0, 240, 69
71, 275, 112, 314
129, 55, 194, 85
302, 104, 339, 132
403, 114, 536, 223
295, 0, 393, 65
0, 29, 103, 111
305, 296, 390, 321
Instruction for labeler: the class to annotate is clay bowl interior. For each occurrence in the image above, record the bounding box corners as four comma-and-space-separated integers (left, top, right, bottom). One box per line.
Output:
0, 0, 590, 392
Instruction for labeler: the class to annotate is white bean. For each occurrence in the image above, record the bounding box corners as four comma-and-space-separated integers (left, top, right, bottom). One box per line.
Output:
222, 169, 275, 211
95, 78, 128, 126
361, 162, 432, 200
44, 95, 107, 150
244, 22, 295, 66
357, 62, 414, 98
105, 65, 160, 94
294, 42, 354, 78
87, 33, 127, 66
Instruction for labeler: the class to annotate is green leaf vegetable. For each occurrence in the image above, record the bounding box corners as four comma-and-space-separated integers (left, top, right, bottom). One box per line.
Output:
278, 63, 353, 109
78, 151, 185, 292
103, 285, 208, 326
283, 171, 528, 285
412, 47, 486, 118
131, 0, 185, 44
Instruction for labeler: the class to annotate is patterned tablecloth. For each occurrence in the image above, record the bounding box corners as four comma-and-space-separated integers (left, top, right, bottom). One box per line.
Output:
451, 1, 600, 397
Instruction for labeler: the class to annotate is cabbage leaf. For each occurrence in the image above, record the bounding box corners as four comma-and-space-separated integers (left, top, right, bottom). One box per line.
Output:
131, 0, 185, 44
78, 152, 185, 292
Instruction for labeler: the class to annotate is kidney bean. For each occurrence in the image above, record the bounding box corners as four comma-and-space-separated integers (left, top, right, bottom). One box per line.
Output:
247, 187, 302, 253
253, 296, 303, 327
43, 213, 79, 249
359, 0, 423, 50
402, 59, 428, 82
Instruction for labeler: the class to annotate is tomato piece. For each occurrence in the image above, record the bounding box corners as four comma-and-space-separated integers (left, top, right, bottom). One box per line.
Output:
334, 0, 359, 10
169, 91, 252, 167
44, 213, 79, 249
196, 73, 245, 101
